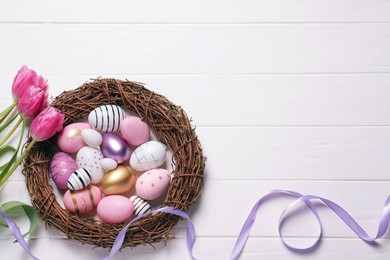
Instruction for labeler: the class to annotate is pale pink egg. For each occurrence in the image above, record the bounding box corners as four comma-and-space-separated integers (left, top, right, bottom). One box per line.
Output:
50, 152, 78, 190
136, 169, 171, 201
57, 123, 91, 153
63, 185, 102, 214
97, 195, 134, 224
120, 116, 150, 146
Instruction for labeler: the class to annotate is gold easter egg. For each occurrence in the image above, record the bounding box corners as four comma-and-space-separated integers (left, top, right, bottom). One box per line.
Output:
99, 165, 136, 195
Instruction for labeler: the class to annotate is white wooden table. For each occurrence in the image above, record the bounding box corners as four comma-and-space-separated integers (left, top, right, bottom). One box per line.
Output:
1, 1, 390, 259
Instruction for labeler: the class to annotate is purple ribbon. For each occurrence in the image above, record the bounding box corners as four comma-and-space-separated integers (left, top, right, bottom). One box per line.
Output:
232, 189, 390, 259
106, 189, 390, 260
3, 189, 389, 259
0, 208, 39, 260
103, 207, 197, 260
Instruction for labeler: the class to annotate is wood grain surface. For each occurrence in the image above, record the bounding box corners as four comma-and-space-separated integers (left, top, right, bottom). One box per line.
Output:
0, 1, 389, 259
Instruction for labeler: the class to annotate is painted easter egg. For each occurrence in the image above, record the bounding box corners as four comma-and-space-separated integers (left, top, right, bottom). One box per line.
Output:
136, 169, 171, 200
57, 123, 91, 153
63, 185, 102, 214
101, 158, 118, 172
130, 195, 151, 216
88, 104, 125, 132
100, 133, 131, 164
67, 168, 92, 190
120, 116, 150, 146
99, 165, 136, 195
76, 146, 104, 184
50, 152, 78, 190
97, 195, 134, 224
129, 141, 166, 172
81, 128, 102, 147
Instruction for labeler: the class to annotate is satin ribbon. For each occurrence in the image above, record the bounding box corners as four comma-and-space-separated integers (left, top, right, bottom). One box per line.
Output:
0, 208, 39, 260
231, 189, 390, 259
3, 189, 389, 260
106, 189, 390, 260
103, 207, 196, 260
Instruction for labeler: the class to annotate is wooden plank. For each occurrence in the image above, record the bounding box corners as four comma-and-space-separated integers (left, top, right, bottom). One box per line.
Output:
0, 24, 389, 75
1, 0, 390, 23
1, 181, 388, 238
3, 125, 390, 181
1, 75, 390, 126
0, 1, 389, 260
0, 237, 389, 260
198, 126, 390, 180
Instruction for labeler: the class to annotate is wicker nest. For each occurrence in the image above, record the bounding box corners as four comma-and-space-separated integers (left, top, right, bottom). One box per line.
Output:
23, 78, 206, 248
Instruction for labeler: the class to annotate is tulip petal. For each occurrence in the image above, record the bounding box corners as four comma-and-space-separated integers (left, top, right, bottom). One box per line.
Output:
30, 106, 64, 141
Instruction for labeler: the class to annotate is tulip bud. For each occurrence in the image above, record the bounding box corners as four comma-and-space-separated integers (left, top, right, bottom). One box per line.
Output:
30, 106, 64, 141
11, 65, 47, 100
17, 86, 48, 118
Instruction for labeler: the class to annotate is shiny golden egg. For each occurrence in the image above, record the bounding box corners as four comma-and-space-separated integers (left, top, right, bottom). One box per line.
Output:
99, 165, 136, 195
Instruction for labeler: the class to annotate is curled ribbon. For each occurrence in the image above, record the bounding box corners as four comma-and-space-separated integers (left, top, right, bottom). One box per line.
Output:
106, 189, 390, 260
3, 189, 390, 260
0, 208, 39, 260
103, 207, 196, 260
230, 190, 390, 259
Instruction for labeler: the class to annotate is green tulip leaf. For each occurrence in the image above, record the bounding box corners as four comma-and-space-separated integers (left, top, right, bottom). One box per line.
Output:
0, 201, 39, 238
0, 146, 16, 171
0, 121, 24, 185
0, 113, 18, 134
0, 102, 17, 126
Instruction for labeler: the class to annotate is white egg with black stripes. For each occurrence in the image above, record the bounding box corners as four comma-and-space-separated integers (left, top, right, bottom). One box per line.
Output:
88, 104, 125, 132
130, 195, 151, 216
67, 168, 92, 190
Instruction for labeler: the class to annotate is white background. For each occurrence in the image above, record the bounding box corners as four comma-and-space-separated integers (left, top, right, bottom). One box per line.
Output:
1, 1, 390, 259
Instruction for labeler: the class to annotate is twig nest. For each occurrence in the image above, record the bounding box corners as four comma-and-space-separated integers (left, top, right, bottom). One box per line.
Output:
23, 78, 206, 248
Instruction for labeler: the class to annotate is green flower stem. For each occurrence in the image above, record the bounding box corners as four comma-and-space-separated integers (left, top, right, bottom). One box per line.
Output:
0, 101, 17, 126
0, 113, 19, 134
0, 116, 23, 148
0, 139, 36, 187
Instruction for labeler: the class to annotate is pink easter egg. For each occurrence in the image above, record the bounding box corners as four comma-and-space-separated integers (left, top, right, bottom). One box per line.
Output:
57, 123, 91, 153
50, 152, 78, 189
63, 185, 102, 214
136, 169, 171, 201
97, 195, 134, 224
120, 116, 150, 146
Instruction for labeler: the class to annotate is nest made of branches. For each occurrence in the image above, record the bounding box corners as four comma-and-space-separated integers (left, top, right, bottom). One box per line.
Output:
23, 78, 206, 248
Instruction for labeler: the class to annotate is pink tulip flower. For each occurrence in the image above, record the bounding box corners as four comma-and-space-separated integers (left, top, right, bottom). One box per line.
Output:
30, 106, 64, 141
17, 86, 48, 118
11, 65, 48, 100
0, 106, 64, 187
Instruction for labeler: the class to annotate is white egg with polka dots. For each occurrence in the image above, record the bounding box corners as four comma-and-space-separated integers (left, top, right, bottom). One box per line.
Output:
76, 146, 104, 184
135, 168, 171, 201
